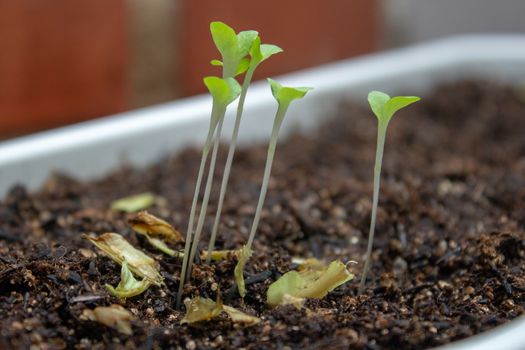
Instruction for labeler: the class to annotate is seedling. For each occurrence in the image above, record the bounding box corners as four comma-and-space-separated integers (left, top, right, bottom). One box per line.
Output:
207, 36, 283, 262
177, 76, 241, 308
182, 23, 257, 282
246, 79, 312, 250
358, 91, 420, 294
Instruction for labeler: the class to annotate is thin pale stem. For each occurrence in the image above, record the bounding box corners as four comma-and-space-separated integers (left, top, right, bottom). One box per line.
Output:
246, 104, 288, 250
176, 106, 221, 309
207, 69, 255, 262
358, 121, 387, 294
186, 117, 225, 279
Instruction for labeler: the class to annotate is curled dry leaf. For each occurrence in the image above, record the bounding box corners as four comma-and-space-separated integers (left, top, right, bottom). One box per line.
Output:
293, 257, 326, 273
129, 211, 184, 257
111, 192, 156, 213
105, 260, 152, 299
83, 232, 163, 286
129, 211, 183, 243
181, 297, 259, 326
82, 304, 135, 335
234, 245, 252, 298
267, 260, 354, 307
222, 305, 260, 325
181, 297, 223, 324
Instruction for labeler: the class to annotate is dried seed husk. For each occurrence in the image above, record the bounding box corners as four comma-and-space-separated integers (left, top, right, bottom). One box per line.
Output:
83, 232, 163, 286
129, 211, 183, 243
200, 249, 238, 261
181, 297, 259, 326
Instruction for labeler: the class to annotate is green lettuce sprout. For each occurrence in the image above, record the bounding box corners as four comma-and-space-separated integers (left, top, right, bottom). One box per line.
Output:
181, 23, 260, 286
246, 79, 312, 250
358, 91, 420, 294
210, 21, 258, 78
207, 36, 283, 262
177, 76, 241, 308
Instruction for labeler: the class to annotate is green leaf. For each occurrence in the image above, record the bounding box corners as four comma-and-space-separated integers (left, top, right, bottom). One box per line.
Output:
237, 30, 258, 57
210, 22, 237, 60
367, 91, 390, 121
368, 90, 420, 123
267, 271, 305, 307
105, 260, 152, 299
210, 22, 258, 78
234, 245, 252, 298
267, 78, 312, 107
210, 59, 223, 66
110, 192, 156, 213
235, 57, 250, 76
203, 76, 241, 107
260, 44, 283, 60
249, 38, 282, 68
384, 96, 421, 120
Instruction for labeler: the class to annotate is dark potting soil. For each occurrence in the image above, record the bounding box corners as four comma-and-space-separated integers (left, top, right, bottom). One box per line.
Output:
0, 81, 524, 349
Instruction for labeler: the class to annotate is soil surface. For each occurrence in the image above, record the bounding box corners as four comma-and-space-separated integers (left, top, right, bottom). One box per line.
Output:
1, 81, 524, 349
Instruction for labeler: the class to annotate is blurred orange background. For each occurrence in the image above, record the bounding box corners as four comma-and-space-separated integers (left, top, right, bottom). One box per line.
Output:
1, 0, 524, 139
0, 0, 378, 138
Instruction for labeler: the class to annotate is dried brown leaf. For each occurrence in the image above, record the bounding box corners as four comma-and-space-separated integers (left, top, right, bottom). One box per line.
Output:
181, 297, 260, 326
83, 232, 163, 286
129, 211, 183, 243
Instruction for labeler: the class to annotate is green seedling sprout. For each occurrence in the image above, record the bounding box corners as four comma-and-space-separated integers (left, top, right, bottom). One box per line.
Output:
183, 22, 258, 281
358, 91, 420, 294
246, 79, 312, 250
177, 76, 241, 308
207, 36, 283, 262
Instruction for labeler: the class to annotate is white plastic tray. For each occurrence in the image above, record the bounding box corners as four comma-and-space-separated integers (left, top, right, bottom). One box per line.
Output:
1, 35, 524, 349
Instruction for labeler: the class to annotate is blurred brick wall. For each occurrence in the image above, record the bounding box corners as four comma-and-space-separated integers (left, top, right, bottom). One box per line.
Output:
0, 0, 128, 137
0, 0, 379, 138
128, 0, 180, 108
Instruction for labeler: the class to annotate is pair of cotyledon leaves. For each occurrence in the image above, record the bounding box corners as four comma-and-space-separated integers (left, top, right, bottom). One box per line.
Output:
368, 91, 420, 124
209, 21, 282, 77
204, 22, 311, 112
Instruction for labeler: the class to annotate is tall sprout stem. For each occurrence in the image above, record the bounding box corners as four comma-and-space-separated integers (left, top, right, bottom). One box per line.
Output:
246, 104, 288, 250
176, 105, 223, 309
358, 121, 387, 295
186, 117, 225, 279
206, 69, 255, 262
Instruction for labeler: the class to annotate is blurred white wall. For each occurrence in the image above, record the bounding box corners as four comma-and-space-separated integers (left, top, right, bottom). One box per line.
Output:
383, 0, 525, 46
